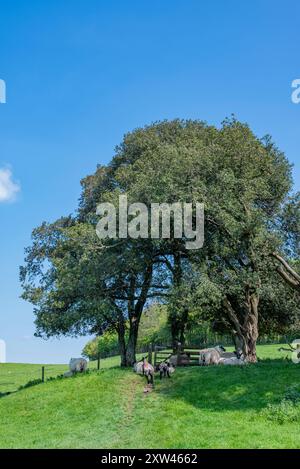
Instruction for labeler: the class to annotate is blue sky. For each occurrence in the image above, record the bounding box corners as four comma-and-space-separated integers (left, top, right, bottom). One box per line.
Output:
0, 0, 299, 363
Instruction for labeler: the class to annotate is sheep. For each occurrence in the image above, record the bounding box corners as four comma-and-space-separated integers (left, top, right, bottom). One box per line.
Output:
169, 354, 179, 366
201, 349, 220, 366
220, 352, 238, 359
199, 345, 226, 366
180, 352, 191, 365
169, 352, 190, 366
133, 357, 154, 385
133, 361, 144, 374
220, 349, 243, 359
69, 357, 88, 373
218, 351, 246, 366
157, 361, 175, 379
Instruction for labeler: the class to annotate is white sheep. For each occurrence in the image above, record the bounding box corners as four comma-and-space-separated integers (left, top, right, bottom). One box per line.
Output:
218, 353, 246, 366
133, 357, 154, 384
199, 345, 225, 365
133, 361, 144, 374
220, 351, 238, 358
158, 361, 175, 379
69, 357, 88, 373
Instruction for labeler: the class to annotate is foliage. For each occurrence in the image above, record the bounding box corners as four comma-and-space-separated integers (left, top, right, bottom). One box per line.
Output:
83, 331, 120, 360
18, 378, 43, 390
137, 303, 170, 349
261, 385, 300, 424
102, 118, 296, 358
20, 118, 299, 365
20, 217, 166, 365
261, 400, 300, 424
279, 192, 300, 258
83, 303, 170, 359
284, 385, 300, 404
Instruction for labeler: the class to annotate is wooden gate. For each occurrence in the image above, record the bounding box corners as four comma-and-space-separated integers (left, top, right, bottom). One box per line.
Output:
151, 345, 201, 367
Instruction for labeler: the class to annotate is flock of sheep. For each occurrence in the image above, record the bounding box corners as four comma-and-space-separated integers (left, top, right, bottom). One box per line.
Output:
133, 356, 175, 386
198, 345, 246, 366
65, 345, 246, 387
133, 345, 246, 389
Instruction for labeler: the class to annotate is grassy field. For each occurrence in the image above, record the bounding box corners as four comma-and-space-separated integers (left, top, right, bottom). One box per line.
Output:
0, 345, 299, 449
0, 354, 137, 394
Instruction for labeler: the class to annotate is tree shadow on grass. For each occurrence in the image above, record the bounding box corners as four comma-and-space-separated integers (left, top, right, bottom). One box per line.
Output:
158, 359, 299, 412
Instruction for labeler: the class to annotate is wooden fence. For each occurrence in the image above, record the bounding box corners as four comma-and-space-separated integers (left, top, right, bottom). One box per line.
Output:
150, 344, 201, 367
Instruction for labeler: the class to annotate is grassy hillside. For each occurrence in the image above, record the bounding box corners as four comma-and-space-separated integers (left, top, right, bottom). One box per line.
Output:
0, 345, 299, 449
0, 355, 142, 394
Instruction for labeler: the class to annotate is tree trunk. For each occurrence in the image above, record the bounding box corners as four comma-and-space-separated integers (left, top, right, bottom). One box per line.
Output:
223, 293, 259, 363
243, 291, 259, 363
125, 263, 153, 366
117, 322, 127, 367
171, 319, 181, 352
170, 250, 185, 349
232, 333, 243, 352
126, 318, 140, 366
179, 308, 189, 347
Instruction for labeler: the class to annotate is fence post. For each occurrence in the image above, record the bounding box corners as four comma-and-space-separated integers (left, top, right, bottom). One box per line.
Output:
42, 366, 45, 383
97, 353, 100, 370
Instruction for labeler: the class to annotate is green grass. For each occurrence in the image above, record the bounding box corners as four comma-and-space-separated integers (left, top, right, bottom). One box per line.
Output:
0, 344, 299, 449
0, 354, 144, 394
0, 363, 67, 394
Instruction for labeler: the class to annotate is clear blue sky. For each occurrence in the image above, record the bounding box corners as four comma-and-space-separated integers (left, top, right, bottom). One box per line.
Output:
0, 0, 299, 363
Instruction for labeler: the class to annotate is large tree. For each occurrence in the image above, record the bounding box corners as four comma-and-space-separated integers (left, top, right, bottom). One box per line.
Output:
21, 118, 298, 364
102, 118, 294, 361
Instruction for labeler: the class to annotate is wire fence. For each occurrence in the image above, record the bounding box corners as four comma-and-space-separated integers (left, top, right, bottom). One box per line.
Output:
0, 359, 104, 396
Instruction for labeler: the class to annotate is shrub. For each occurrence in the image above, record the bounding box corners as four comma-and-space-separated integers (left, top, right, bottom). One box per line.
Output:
18, 378, 43, 390
261, 385, 300, 424
261, 400, 300, 424
284, 385, 300, 403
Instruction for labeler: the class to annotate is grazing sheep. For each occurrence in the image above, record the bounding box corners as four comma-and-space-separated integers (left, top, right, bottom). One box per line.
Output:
199, 345, 226, 366
69, 358, 88, 373
158, 361, 175, 379
133, 357, 154, 385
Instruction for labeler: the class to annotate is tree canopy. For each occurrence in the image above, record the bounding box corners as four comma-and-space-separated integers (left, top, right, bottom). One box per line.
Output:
21, 118, 299, 364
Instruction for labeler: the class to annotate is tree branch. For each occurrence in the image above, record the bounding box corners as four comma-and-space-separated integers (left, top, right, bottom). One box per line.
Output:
272, 252, 300, 292
272, 252, 300, 283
